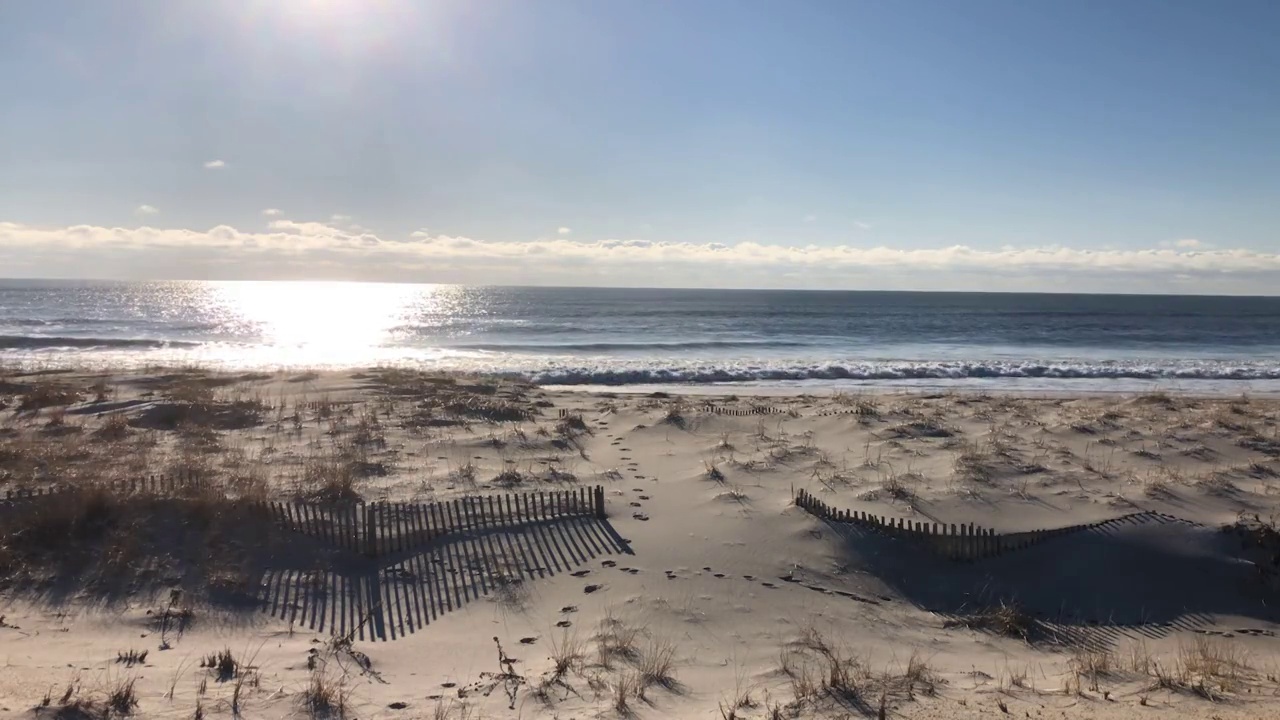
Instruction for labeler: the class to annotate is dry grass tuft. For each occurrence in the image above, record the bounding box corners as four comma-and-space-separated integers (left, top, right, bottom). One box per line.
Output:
546, 629, 585, 685
901, 650, 939, 697
1069, 648, 1116, 692
886, 417, 952, 439
637, 637, 680, 692
704, 460, 725, 483
106, 676, 140, 716
201, 648, 242, 682
595, 609, 644, 669
779, 625, 872, 709
942, 601, 1035, 641
660, 404, 687, 429
17, 380, 84, 412
612, 672, 638, 714
115, 649, 148, 667
302, 667, 349, 719
879, 473, 917, 504
952, 438, 998, 481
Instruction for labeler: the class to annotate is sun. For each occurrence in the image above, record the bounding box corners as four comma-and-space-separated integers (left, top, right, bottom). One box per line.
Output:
273, 0, 414, 29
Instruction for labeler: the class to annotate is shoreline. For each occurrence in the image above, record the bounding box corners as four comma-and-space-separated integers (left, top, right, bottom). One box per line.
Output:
5, 358, 1280, 398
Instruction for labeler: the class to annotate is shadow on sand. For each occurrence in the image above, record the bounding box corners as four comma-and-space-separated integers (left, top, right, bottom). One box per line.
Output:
0, 494, 631, 643
826, 513, 1280, 647
255, 514, 631, 642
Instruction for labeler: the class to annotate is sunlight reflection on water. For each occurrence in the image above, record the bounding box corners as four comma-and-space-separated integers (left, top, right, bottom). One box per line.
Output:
193, 281, 475, 367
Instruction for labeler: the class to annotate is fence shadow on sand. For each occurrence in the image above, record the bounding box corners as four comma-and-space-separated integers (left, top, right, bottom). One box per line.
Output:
796, 492, 1280, 648
0, 482, 630, 643
255, 509, 630, 642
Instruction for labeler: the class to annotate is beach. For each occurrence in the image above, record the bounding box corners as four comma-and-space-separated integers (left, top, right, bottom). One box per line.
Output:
4, 365, 1280, 719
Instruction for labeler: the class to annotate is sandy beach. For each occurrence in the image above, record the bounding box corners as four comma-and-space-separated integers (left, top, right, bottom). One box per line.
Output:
4, 365, 1280, 719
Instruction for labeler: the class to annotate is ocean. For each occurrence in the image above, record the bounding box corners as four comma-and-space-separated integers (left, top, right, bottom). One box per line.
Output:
2, 279, 1280, 394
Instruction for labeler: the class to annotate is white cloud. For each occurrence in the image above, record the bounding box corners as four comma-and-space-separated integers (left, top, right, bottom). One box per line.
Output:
134, 204, 159, 216
203, 160, 226, 169
558, 227, 572, 235
1160, 238, 1215, 250
2, 220, 1279, 293
331, 214, 353, 223
802, 214, 817, 223
262, 208, 282, 216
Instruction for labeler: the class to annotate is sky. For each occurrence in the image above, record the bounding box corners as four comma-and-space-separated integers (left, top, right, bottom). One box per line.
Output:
1, 0, 1278, 293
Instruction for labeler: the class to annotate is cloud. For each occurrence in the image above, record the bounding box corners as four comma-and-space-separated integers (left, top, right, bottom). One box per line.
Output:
262, 208, 282, 216
203, 160, 226, 169
1159, 238, 1217, 250
854, 221, 872, 230
802, 214, 817, 223
2, 220, 1279, 293
331, 214, 353, 223
558, 227, 572, 235
134, 205, 159, 216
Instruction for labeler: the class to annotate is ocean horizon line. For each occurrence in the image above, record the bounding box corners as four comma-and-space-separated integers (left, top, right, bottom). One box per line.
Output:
1, 277, 1279, 300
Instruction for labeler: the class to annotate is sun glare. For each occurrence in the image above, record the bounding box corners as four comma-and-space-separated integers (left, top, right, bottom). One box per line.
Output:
212, 281, 427, 365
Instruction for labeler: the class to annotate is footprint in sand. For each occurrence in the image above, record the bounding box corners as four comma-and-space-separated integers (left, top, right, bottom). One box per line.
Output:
602, 560, 617, 567
632, 512, 650, 521
570, 570, 591, 577
556, 620, 573, 628
584, 584, 602, 594
388, 702, 408, 710
630, 502, 643, 507
519, 637, 538, 645
743, 575, 754, 580
702, 566, 712, 571
625, 568, 639, 574
713, 573, 725, 578
761, 582, 776, 588
441, 682, 457, 689
639, 495, 651, 500
560, 605, 578, 613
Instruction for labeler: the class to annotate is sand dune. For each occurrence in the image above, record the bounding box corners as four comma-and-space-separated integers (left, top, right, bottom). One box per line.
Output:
4, 367, 1280, 718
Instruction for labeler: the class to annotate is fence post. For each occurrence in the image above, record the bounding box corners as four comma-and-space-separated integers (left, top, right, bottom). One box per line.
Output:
363, 502, 376, 557
595, 486, 606, 518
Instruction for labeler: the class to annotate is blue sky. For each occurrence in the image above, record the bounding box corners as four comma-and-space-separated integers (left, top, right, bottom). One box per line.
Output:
1, 0, 1278, 291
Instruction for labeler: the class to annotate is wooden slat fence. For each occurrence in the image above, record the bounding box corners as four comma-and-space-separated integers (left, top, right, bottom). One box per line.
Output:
2, 473, 212, 506
795, 488, 1100, 563
267, 486, 607, 558
702, 404, 788, 416
4, 478, 607, 562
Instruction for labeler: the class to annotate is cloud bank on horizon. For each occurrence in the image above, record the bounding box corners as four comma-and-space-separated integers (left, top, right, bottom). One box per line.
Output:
2, 218, 1277, 295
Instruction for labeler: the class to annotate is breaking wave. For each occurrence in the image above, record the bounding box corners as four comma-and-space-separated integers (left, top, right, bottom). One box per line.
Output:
0, 335, 200, 350
524, 361, 1280, 385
